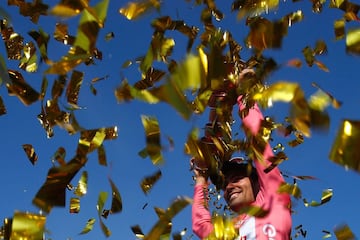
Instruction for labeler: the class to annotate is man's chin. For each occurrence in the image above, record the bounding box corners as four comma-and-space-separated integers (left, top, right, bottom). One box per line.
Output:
229, 201, 244, 212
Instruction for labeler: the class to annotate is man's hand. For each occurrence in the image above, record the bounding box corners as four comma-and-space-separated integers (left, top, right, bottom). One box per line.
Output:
190, 158, 209, 185
236, 68, 256, 87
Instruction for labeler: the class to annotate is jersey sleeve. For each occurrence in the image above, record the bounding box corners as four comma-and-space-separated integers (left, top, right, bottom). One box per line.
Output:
192, 183, 214, 239
237, 97, 290, 205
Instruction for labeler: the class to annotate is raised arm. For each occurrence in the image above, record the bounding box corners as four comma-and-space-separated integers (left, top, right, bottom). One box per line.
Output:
192, 183, 214, 238
191, 159, 214, 238
237, 97, 288, 200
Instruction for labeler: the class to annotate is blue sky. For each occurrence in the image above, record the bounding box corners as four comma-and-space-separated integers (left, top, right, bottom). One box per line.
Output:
1, 0, 360, 239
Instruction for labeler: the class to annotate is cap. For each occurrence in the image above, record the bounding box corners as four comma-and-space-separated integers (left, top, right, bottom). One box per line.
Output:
221, 157, 252, 176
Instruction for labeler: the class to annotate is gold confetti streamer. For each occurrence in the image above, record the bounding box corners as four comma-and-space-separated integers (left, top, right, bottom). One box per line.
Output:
140, 170, 162, 195
22, 144, 38, 165
322, 230, 332, 238
278, 182, 302, 199
0, 95, 6, 115
232, 0, 280, 19
78, 126, 118, 154
53, 23, 76, 45
144, 197, 191, 240
96, 191, 111, 237
109, 177, 122, 214
70, 197, 80, 213
131, 224, 145, 239
97, 144, 107, 166
7, 70, 40, 106
33, 157, 83, 213
329, 120, 360, 172
74, 171, 88, 197
0, 19, 24, 60
10, 211, 46, 240
79, 218, 96, 235
19, 41, 38, 72
141, 115, 163, 165
346, 28, 360, 55
205, 212, 238, 240
49, 1, 87, 18
253, 81, 311, 137
334, 224, 356, 240
8, 0, 48, 23
119, 0, 161, 20
303, 188, 333, 207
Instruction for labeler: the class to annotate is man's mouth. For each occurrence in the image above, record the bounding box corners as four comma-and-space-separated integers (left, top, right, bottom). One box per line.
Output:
229, 190, 242, 201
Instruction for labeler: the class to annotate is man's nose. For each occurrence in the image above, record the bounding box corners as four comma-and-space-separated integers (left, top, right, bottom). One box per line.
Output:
225, 182, 236, 191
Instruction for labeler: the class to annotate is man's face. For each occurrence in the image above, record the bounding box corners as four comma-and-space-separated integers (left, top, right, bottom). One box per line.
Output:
223, 173, 255, 212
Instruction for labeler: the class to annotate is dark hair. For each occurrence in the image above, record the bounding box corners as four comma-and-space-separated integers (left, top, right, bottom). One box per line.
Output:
221, 158, 260, 199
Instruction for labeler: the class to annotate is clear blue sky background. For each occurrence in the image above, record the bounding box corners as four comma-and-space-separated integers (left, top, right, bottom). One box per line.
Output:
1, 1, 360, 239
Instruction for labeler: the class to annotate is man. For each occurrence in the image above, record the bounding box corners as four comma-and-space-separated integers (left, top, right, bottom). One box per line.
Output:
191, 94, 292, 239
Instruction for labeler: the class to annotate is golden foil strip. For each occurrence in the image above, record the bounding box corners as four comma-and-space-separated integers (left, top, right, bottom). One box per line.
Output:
109, 177, 122, 214
140, 170, 162, 195
70, 197, 80, 213
74, 171, 88, 197
22, 144, 38, 165
0, 95, 6, 115
10, 211, 46, 240
141, 115, 163, 165
119, 0, 161, 20
329, 120, 360, 173
144, 197, 191, 240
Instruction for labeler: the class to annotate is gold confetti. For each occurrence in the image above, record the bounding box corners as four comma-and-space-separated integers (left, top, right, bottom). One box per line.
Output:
346, 28, 360, 55
278, 182, 302, 199
52, 147, 66, 166
205, 212, 238, 240
141, 115, 163, 165
131, 224, 145, 239
8, 0, 48, 23
286, 58, 302, 68
140, 170, 162, 195
96, 191, 111, 237
119, 0, 161, 20
253, 81, 311, 137
245, 10, 303, 51
303, 188, 333, 207
74, 171, 88, 197
33, 157, 83, 213
0, 54, 10, 86
49, 3, 85, 18
79, 218, 96, 235
70, 197, 80, 213
0, 19, 24, 60
334, 224, 356, 240
144, 196, 191, 240
322, 230, 332, 238
78, 126, 118, 154
66, 70, 84, 108
97, 144, 107, 166
109, 177, 122, 214
10, 211, 46, 240
7, 70, 40, 106
134, 68, 166, 90
53, 23, 76, 45
22, 144, 38, 165
334, 19, 346, 40
19, 41, 38, 72
232, 0, 280, 19
0, 95, 6, 115
329, 120, 360, 172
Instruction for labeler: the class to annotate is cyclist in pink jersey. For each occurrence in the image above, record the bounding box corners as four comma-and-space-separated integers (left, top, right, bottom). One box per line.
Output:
191, 82, 292, 239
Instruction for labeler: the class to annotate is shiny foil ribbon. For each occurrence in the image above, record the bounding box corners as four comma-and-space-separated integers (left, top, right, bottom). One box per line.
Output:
329, 119, 360, 173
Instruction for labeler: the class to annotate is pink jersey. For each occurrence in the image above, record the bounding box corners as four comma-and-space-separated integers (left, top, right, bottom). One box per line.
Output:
192, 97, 292, 239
